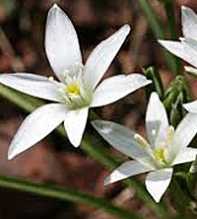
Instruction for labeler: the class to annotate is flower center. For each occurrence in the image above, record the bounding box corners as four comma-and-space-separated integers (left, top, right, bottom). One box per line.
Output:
66, 83, 81, 96
58, 64, 93, 109
153, 148, 167, 163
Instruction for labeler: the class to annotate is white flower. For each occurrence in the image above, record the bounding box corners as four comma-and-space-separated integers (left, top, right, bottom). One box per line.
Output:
158, 6, 197, 116
159, 6, 197, 74
92, 92, 197, 202
0, 4, 151, 160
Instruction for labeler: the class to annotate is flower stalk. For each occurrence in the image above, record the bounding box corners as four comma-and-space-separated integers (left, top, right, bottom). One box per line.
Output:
138, 0, 179, 74
143, 66, 164, 99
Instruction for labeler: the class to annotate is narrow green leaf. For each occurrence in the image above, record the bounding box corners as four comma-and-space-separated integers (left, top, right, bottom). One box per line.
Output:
138, 0, 180, 74
0, 175, 142, 219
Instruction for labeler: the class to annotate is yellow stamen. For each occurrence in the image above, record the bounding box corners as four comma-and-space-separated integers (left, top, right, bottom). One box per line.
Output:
167, 126, 175, 145
66, 83, 80, 96
134, 134, 149, 148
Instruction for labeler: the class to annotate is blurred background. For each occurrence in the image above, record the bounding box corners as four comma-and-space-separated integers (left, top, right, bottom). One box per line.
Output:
0, 0, 197, 218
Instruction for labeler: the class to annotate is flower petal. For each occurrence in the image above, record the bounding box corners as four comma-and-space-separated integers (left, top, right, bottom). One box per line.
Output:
185, 66, 197, 76
173, 148, 197, 165
64, 107, 89, 147
145, 168, 173, 203
84, 25, 130, 89
91, 74, 151, 107
182, 38, 197, 68
45, 4, 82, 81
173, 113, 197, 150
184, 100, 197, 113
105, 160, 152, 185
158, 40, 197, 68
146, 92, 169, 147
0, 73, 63, 102
92, 120, 155, 168
8, 103, 67, 160
182, 6, 197, 39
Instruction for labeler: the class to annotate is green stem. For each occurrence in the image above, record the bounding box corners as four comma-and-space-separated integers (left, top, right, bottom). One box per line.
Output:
0, 85, 169, 218
162, 0, 181, 72
0, 84, 43, 111
163, 0, 177, 40
0, 175, 142, 219
138, 0, 179, 75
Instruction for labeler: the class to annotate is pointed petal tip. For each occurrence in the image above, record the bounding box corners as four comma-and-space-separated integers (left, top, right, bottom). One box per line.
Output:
123, 24, 131, 33
7, 148, 15, 160
52, 3, 59, 9
158, 39, 168, 46
181, 5, 187, 11
8, 155, 14, 161
183, 103, 189, 111
150, 91, 158, 99
183, 102, 194, 112
104, 177, 110, 186
69, 137, 81, 148
72, 143, 81, 148
91, 120, 113, 135
48, 3, 61, 14
181, 5, 191, 13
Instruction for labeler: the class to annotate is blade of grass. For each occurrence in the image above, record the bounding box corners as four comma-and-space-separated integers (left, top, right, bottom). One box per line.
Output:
138, 0, 180, 74
0, 175, 142, 219
160, 0, 181, 72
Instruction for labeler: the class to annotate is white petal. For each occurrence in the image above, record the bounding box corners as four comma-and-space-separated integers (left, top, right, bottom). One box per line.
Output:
158, 40, 197, 68
8, 103, 67, 160
173, 148, 197, 165
145, 168, 173, 203
91, 74, 151, 107
185, 66, 197, 75
182, 6, 197, 39
146, 92, 169, 147
105, 160, 152, 185
45, 4, 82, 81
184, 100, 197, 113
173, 113, 197, 150
92, 120, 155, 168
64, 107, 89, 147
182, 38, 197, 68
84, 25, 130, 89
0, 73, 63, 102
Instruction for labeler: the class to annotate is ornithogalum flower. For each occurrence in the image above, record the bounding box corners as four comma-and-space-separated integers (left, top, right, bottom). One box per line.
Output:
92, 92, 197, 202
159, 6, 197, 75
158, 6, 197, 120
0, 4, 151, 160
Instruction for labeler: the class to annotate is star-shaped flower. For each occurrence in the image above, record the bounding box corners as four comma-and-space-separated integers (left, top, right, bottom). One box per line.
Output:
158, 6, 197, 118
0, 4, 151, 160
92, 92, 197, 202
159, 6, 197, 75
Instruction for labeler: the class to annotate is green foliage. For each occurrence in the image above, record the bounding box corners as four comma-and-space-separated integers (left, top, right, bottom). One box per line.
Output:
138, 0, 180, 74
143, 66, 164, 99
0, 175, 142, 219
163, 76, 190, 127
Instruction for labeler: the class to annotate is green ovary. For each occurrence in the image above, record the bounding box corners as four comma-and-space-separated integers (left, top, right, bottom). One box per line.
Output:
153, 147, 169, 166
